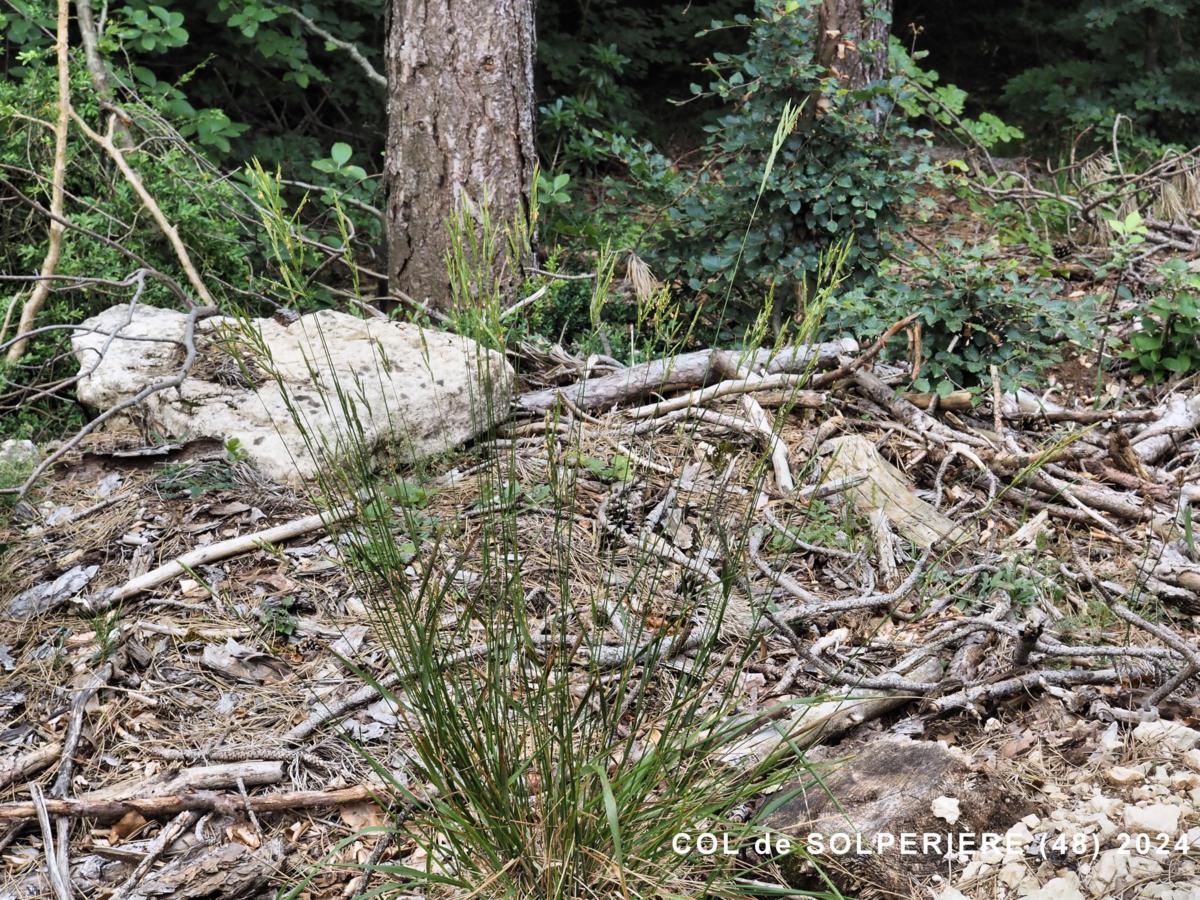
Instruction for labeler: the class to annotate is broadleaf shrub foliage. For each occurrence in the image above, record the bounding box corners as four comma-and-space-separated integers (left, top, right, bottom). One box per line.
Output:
828, 243, 1095, 393
636, 1, 934, 339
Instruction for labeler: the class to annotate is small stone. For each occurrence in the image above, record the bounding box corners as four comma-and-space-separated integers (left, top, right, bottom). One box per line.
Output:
1006, 820, 1035, 846
1025, 873, 1085, 900
999, 861, 1027, 888
1182, 749, 1200, 772
1129, 854, 1165, 878
931, 795, 961, 824
1123, 802, 1181, 836
1106, 766, 1144, 785
1090, 849, 1129, 897
0, 438, 39, 470
1133, 720, 1200, 752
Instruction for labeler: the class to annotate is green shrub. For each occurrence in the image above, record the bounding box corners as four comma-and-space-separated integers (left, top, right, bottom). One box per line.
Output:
1122, 258, 1200, 381
639, 1, 932, 340
1000, 1, 1200, 150
827, 242, 1095, 393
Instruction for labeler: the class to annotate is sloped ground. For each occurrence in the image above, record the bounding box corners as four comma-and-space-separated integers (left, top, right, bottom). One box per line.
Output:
4, 334, 1200, 899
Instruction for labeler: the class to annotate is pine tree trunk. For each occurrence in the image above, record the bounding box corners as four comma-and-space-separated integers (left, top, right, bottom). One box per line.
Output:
816, 0, 892, 90
384, 0, 536, 310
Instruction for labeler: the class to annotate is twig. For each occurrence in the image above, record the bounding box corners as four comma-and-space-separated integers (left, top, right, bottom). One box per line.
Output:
928, 668, 1124, 714
87, 505, 355, 608
5, 0, 69, 362
278, 4, 386, 88
283, 644, 491, 742
809, 313, 918, 389
0, 784, 381, 822
71, 111, 215, 307
741, 395, 794, 493
500, 284, 549, 319
29, 783, 71, 900
624, 372, 823, 419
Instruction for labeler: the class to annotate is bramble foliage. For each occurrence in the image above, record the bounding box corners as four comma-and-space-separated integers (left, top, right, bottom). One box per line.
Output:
827, 244, 1095, 393
890, 40, 1024, 150
633, 2, 931, 340
1123, 259, 1200, 381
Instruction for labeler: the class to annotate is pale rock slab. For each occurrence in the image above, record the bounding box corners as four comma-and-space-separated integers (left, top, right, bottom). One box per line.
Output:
1123, 802, 1182, 835
1133, 720, 1200, 752
72, 305, 513, 485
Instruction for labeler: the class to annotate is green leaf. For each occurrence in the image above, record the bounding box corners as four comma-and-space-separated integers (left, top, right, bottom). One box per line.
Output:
1162, 355, 1193, 373
330, 142, 352, 167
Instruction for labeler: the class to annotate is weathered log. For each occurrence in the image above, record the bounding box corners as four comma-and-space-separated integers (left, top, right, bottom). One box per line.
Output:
127, 837, 287, 900
819, 434, 966, 548
719, 657, 943, 767
0, 741, 62, 791
82, 760, 285, 803
517, 340, 857, 413
1132, 394, 1200, 463
0, 784, 375, 822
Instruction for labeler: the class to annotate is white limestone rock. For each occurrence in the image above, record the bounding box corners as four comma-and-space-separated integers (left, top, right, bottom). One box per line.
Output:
1123, 803, 1182, 836
72, 305, 513, 485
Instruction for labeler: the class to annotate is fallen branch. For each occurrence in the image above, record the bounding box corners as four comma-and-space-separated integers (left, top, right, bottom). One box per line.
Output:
4, 0, 69, 362
108, 810, 199, 900
1131, 394, 1200, 463
86, 505, 354, 609
720, 657, 943, 766
624, 372, 823, 419
82, 761, 286, 803
0, 784, 379, 822
283, 644, 491, 742
517, 340, 855, 413
809, 313, 917, 389
0, 742, 63, 791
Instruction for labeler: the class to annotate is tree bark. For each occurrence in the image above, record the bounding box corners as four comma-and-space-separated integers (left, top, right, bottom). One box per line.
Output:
816, 0, 892, 91
384, 0, 536, 310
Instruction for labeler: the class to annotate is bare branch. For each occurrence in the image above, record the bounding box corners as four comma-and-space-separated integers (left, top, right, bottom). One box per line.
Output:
278, 4, 386, 88
5, 0, 70, 362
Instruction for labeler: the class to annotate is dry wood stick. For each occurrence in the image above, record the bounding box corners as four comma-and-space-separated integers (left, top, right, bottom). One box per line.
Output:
108, 810, 199, 900
624, 372, 823, 419
30, 783, 70, 900
89, 506, 354, 608
71, 111, 215, 307
4, 0, 69, 362
0, 784, 379, 822
518, 340, 854, 413
809, 313, 917, 389
283, 644, 491, 742
0, 741, 62, 791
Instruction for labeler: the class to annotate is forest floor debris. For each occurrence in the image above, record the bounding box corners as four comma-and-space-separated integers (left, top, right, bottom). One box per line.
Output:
4, 336, 1200, 897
